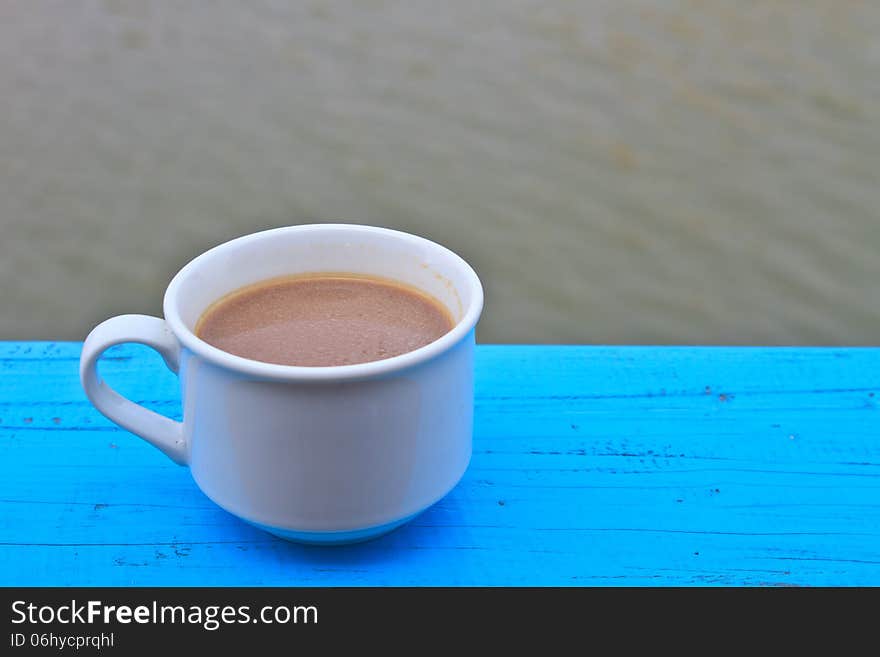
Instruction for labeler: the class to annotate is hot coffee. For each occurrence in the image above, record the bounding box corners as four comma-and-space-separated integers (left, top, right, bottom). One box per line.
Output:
196, 274, 454, 367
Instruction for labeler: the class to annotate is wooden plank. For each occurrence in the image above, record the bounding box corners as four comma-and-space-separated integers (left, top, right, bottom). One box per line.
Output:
0, 342, 878, 586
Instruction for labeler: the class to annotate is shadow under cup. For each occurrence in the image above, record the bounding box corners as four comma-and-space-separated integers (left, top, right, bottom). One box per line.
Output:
162, 225, 484, 544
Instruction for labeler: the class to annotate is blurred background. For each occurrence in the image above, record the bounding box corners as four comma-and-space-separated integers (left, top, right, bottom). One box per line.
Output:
1, 1, 878, 344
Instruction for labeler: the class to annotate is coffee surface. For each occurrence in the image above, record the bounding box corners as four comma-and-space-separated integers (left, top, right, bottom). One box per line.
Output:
196, 275, 454, 367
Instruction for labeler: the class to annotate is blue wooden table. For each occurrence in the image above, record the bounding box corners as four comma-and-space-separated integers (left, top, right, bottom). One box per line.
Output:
1, 342, 878, 586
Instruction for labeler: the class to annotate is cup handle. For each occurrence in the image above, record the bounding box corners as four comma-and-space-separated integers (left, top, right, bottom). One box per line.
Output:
79, 314, 188, 465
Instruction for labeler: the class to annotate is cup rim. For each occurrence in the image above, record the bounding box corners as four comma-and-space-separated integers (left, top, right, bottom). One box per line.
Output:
163, 224, 484, 381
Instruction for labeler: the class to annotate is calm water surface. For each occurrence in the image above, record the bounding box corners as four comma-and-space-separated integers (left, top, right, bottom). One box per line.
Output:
1, 1, 878, 344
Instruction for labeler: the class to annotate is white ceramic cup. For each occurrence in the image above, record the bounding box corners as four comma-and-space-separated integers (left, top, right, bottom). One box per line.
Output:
79, 224, 483, 544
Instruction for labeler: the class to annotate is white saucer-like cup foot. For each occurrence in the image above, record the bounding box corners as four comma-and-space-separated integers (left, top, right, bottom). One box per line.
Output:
247, 512, 419, 545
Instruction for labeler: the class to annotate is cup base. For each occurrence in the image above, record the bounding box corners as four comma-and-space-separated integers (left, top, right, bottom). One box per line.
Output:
246, 513, 419, 545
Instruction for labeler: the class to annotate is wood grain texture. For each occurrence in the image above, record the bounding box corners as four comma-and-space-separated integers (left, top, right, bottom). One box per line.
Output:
0, 342, 878, 586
